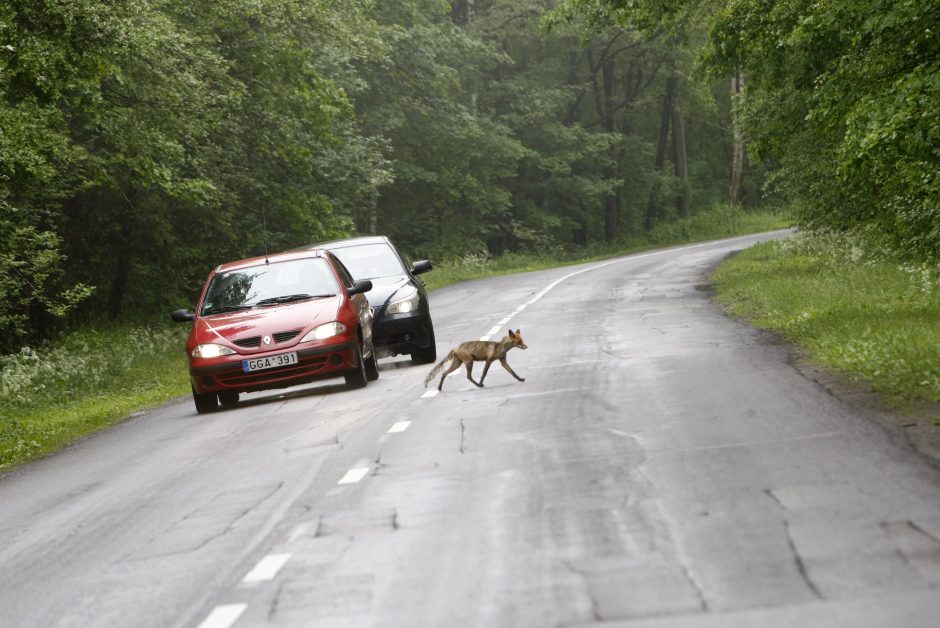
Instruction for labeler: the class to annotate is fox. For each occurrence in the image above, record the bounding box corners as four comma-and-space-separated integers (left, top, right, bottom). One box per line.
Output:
424, 329, 528, 391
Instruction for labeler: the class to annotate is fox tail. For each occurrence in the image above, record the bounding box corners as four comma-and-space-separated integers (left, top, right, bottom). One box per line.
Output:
423, 351, 454, 388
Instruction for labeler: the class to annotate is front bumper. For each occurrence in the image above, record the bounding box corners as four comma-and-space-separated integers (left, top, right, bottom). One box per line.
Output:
189, 341, 357, 394
373, 311, 431, 356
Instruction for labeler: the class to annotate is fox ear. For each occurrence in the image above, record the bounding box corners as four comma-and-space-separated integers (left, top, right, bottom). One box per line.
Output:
508, 329, 516, 338
515, 329, 521, 335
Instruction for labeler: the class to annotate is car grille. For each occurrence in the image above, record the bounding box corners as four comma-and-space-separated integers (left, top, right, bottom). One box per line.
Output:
233, 329, 302, 349
273, 330, 301, 343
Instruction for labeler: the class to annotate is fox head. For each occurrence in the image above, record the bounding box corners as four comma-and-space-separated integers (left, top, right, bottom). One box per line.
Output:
508, 328, 527, 350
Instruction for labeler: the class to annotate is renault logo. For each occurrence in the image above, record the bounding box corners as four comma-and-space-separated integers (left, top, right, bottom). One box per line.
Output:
263, 335, 272, 345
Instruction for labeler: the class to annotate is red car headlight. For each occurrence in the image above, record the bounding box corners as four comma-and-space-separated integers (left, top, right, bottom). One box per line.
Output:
192, 343, 237, 359
300, 321, 347, 343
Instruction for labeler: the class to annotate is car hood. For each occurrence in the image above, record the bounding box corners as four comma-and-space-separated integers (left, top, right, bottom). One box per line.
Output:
362, 276, 412, 309
194, 296, 341, 344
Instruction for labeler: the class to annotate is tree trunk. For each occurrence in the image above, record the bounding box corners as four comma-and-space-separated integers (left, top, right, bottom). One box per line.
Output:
646, 74, 677, 232
368, 206, 377, 235
601, 56, 619, 242
729, 69, 745, 208
107, 187, 137, 320
672, 101, 690, 219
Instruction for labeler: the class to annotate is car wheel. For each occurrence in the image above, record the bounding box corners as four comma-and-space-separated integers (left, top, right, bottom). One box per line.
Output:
192, 386, 218, 414
365, 342, 379, 381
218, 391, 239, 408
345, 341, 368, 389
410, 327, 437, 365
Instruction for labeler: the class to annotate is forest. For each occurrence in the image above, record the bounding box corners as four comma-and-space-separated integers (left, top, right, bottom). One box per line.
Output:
1, 0, 937, 352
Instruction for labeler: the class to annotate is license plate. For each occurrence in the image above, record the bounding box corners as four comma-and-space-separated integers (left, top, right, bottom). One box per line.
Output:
242, 352, 298, 373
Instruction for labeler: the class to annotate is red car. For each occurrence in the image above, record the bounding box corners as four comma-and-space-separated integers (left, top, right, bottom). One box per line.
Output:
171, 249, 378, 414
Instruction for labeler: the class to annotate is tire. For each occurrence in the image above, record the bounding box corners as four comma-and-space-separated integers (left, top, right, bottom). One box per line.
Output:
345, 342, 368, 389
218, 391, 239, 408
364, 343, 379, 381
410, 327, 437, 365
192, 386, 218, 414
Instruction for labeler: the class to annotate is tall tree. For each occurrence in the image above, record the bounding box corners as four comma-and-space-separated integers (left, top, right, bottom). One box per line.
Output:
645, 71, 676, 231
671, 83, 690, 218
705, 0, 940, 258
728, 69, 744, 208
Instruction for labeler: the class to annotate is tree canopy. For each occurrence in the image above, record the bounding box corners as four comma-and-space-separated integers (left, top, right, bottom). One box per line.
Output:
554, 0, 940, 258
4, 0, 930, 350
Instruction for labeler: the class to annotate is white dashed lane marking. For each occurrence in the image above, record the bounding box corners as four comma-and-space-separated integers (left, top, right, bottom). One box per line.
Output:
337, 467, 371, 485
242, 553, 291, 583
483, 324, 502, 339
388, 421, 412, 433
195, 604, 247, 628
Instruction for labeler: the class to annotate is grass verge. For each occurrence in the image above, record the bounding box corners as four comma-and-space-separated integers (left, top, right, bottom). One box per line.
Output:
0, 325, 190, 470
1, 205, 789, 471
713, 234, 940, 412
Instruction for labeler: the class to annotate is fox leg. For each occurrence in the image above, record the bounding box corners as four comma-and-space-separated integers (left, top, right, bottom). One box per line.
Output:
437, 357, 463, 391
465, 359, 483, 387
479, 359, 494, 385
499, 358, 525, 382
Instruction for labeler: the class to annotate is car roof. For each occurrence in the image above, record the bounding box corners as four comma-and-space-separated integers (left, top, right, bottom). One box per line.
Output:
306, 236, 393, 250
215, 249, 332, 274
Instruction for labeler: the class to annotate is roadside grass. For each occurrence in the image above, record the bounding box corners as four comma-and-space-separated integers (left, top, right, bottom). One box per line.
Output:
0, 325, 190, 470
0, 205, 789, 471
713, 234, 940, 409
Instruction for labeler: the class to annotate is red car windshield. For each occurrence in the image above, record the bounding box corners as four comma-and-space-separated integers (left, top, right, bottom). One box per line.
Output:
329, 243, 405, 280
201, 258, 339, 316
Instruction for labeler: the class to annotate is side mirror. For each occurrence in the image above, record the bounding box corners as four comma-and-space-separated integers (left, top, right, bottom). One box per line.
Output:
348, 279, 373, 296
171, 309, 195, 323
411, 260, 432, 275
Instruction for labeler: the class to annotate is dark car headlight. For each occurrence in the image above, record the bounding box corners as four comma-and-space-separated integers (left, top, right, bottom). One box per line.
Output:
386, 288, 419, 315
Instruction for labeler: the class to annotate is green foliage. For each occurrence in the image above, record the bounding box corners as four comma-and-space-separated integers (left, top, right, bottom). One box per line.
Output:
552, 0, 939, 261
1, 0, 762, 351
0, 218, 93, 349
352, 0, 526, 256
546, 0, 694, 38
704, 0, 940, 261
642, 203, 789, 246
715, 234, 940, 406
0, 323, 189, 469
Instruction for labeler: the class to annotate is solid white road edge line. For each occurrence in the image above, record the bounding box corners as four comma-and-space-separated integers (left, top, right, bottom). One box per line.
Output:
337, 467, 371, 485
242, 553, 292, 583
195, 604, 247, 628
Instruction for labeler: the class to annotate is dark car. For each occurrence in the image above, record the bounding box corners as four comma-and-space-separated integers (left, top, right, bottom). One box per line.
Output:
306, 236, 436, 364
171, 249, 378, 414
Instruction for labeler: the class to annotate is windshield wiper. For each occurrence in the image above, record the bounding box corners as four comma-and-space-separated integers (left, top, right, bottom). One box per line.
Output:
254, 293, 335, 306
202, 304, 253, 316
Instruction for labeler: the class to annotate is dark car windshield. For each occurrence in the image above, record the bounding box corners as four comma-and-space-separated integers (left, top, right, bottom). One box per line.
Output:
201, 258, 339, 316
329, 243, 406, 280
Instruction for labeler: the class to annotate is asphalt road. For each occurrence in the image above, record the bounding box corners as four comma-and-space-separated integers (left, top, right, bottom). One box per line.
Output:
2, 231, 940, 628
